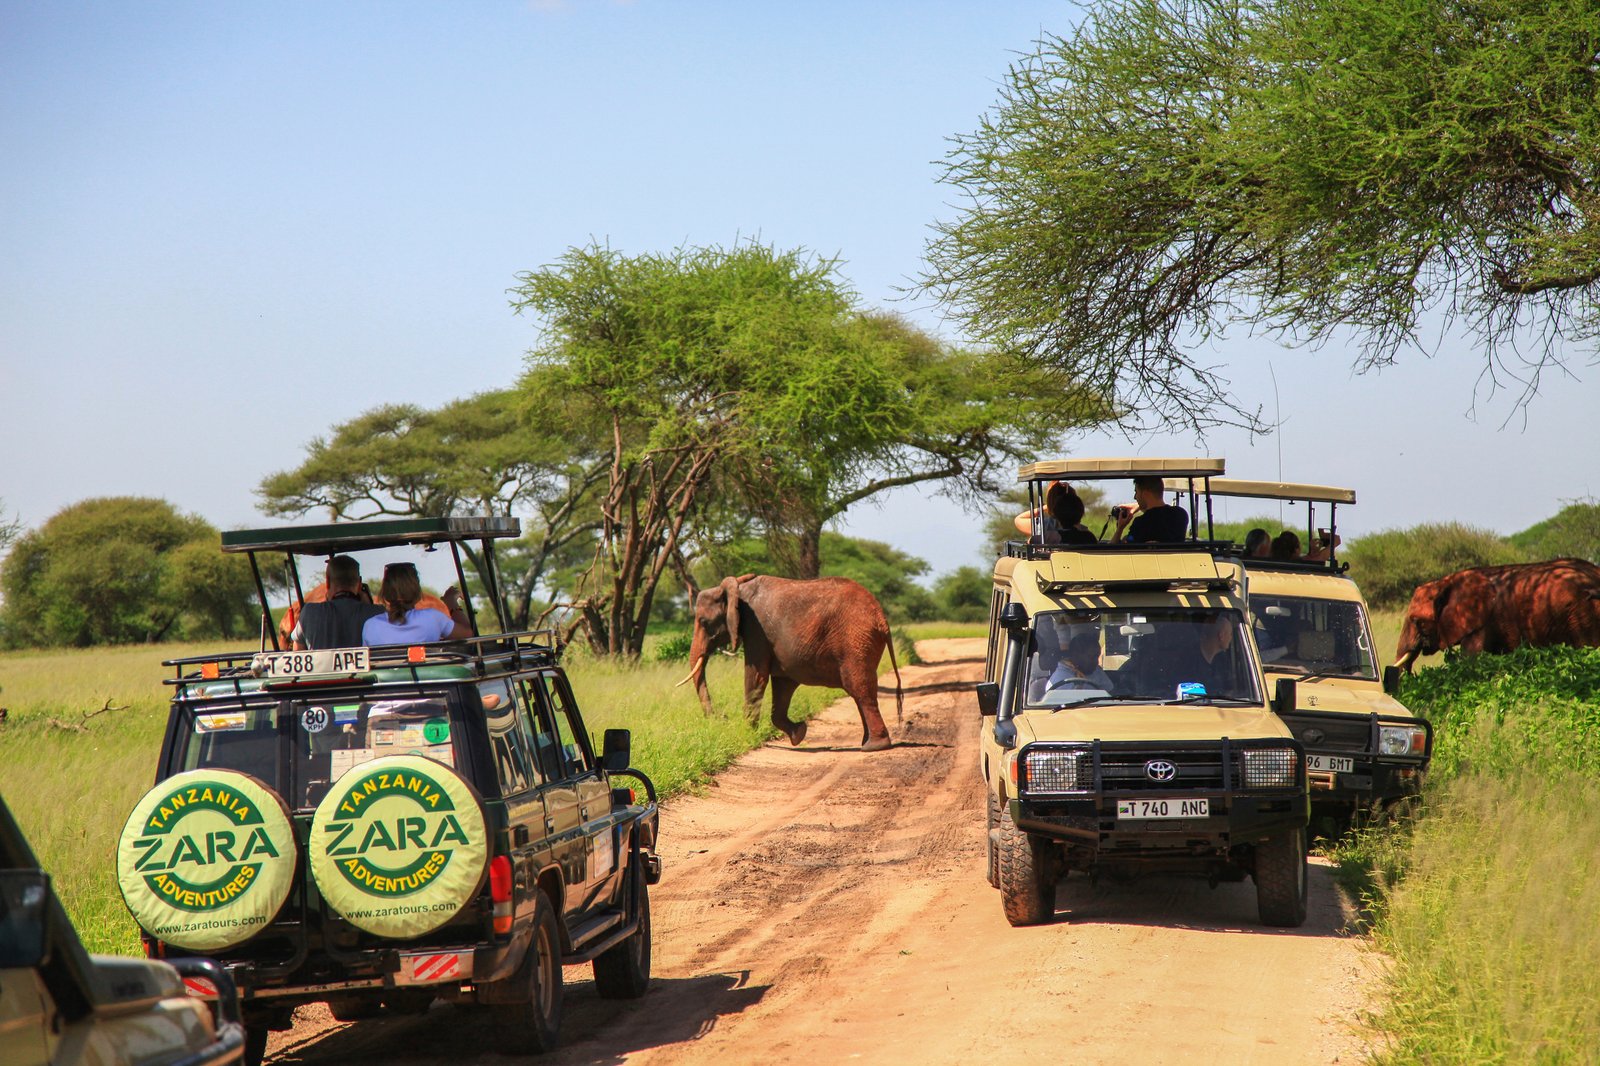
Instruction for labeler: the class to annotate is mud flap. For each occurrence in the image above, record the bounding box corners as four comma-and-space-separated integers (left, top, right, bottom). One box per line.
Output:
987, 829, 1002, 889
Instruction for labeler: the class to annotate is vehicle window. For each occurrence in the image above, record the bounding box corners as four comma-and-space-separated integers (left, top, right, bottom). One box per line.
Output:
177, 694, 465, 811
507, 682, 547, 789
525, 674, 593, 781
1251, 595, 1378, 680
1024, 607, 1262, 707
481, 679, 534, 796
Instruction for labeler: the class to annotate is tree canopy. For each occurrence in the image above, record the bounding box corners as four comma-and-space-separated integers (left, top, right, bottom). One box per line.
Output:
925, 0, 1600, 426
511, 240, 1094, 656
0, 497, 255, 647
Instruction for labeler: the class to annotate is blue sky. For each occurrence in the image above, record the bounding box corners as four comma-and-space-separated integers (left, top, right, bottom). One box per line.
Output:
3, 0, 1596, 582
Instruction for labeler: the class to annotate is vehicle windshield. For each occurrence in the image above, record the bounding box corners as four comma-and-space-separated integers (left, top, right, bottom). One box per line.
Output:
172, 692, 463, 811
1250, 594, 1378, 681
1023, 607, 1262, 707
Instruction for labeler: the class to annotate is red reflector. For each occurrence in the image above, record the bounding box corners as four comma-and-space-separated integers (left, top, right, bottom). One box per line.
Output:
407, 645, 427, 663
626, 788, 636, 805
200, 662, 219, 679
490, 856, 513, 902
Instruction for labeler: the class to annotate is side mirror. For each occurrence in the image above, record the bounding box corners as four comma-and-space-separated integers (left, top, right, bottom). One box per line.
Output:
999, 603, 1028, 631
1382, 665, 1402, 695
1272, 677, 1298, 715
975, 682, 999, 717
0, 870, 51, 968
601, 728, 631, 773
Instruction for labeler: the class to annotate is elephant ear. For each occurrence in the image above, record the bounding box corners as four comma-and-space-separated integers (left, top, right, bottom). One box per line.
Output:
721, 576, 743, 653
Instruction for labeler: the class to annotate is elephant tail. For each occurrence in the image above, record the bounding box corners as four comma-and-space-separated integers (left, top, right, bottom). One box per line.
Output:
885, 628, 905, 724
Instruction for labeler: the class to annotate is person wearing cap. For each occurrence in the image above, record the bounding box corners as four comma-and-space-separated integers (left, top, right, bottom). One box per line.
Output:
361, 562, 473, 645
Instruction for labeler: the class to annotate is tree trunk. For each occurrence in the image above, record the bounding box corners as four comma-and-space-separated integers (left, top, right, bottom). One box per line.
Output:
795, 523, 822, 580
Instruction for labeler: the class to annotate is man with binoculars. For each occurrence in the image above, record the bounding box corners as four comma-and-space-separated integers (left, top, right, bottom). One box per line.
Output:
1111, 476, 1190, 543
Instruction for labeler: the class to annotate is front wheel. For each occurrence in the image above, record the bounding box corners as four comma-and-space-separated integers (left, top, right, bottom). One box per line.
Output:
491, 891, 564, 1053
593, 859, 652, 999
996, 800, 1055, 926
1254, 826, 1309, 927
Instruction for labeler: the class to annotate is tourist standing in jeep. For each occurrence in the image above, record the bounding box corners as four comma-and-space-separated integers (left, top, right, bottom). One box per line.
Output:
981, 459, 1310, 928
116, 517, 660, 1062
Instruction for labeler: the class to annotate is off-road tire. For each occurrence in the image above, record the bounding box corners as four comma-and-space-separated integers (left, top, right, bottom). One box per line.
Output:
1254, 826, 1309, 927
985, 791, 1002, 889
996, 800, 1055, 926
593, 860, 652, 999
490, 891, 564, 1053
243, 1025, 269, 1066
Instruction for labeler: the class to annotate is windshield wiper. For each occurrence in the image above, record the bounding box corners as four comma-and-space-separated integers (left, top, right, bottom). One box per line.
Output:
1162, 695, 1261, 706
1042, 695, 1146, 709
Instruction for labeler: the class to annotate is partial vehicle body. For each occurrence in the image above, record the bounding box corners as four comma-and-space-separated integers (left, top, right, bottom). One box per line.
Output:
982, 458, 1310, 929
2, 793, 245, 1066
1189, 478, 1433, 821
120, 517, 660, 1059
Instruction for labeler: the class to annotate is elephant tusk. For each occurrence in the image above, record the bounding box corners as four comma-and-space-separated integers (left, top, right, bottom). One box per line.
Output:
675, 656, 706, 688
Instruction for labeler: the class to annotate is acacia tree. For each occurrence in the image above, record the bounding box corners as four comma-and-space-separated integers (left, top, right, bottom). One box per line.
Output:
512, 241, 1100, 656
925, 0, 1600, 425
258, 388, 609, 628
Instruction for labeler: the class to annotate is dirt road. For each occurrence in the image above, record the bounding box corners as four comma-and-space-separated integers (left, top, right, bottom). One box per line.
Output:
268, 639, 1377, 1065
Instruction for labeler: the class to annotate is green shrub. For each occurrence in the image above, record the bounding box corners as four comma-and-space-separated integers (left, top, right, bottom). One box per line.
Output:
1343, 522, 1526, 609
1511, 500, 1600, 564
653, 630, 694, 662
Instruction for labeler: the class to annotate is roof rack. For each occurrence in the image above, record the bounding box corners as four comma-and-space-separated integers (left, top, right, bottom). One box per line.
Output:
1162, 477, 1355, 505
221, 516, 521, 555
163, 629, 562, 698
1019, 456, 1224, 482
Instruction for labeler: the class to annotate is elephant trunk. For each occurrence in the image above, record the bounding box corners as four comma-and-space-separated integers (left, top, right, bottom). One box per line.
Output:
682, 625, 717, 716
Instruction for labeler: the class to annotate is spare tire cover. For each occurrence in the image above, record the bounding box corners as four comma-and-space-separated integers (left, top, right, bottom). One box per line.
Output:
308, 755, 488, 938
117, 770, 297, 952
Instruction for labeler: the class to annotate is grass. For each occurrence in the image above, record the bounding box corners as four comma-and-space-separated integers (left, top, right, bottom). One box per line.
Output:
900, 620, 987, 640
0, 639, 839, 956
1329, 647, 1600, 1064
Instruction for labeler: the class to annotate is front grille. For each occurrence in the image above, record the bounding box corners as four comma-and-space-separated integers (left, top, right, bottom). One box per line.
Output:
1099, 750, 1231, 791
1282, 713, 1370, 753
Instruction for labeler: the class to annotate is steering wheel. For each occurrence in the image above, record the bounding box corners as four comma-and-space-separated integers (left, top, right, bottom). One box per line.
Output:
1048, 677, 1101, 691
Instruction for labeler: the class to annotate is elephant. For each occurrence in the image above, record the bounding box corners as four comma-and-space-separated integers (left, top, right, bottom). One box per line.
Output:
678, 574, 903, 752
1394, 558, 1600, 671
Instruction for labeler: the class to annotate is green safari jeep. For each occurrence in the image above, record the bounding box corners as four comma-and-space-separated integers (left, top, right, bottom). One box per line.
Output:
118, 517, 660, 1061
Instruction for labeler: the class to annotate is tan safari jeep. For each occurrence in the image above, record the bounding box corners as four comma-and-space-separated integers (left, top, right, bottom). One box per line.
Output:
980, 459, 1310, 928
1172, 478, 1432, 823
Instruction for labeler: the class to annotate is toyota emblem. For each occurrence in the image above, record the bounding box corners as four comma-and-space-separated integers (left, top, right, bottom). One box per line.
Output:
1144, 759, 1177, 782
1303, 728, 1326, 745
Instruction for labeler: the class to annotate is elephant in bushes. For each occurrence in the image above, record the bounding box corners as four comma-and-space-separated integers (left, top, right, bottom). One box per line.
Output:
679, 575, 903, 752
1394, 557, 1600, 671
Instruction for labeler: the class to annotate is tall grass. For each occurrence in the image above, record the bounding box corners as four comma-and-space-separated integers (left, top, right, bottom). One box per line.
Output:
1334, 647, 1600, 1064
0, 641, 837, 956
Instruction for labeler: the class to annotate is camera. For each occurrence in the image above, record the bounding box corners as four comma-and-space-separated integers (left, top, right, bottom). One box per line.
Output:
1111, 504, 1134, 521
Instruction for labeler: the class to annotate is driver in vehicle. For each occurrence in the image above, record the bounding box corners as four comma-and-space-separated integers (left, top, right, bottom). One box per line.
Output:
1048, 632, 1115, 691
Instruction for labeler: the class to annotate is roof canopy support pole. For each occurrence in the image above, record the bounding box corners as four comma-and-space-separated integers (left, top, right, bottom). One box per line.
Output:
448, 543, 478, 635
480, 539, 510, 633
1202, 477, 1214, 541
246, 553, 279, 652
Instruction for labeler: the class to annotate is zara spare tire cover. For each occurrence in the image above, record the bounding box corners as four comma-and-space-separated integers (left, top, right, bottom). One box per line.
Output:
308, 754, 489, 938
117, 769, 297, 952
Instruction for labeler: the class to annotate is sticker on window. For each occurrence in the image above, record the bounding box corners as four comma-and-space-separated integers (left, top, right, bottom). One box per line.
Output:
194, 712, 249, 734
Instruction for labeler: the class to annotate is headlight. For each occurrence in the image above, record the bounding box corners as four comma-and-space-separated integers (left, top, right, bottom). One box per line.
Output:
1241, 747, 1298, 789
1023, 749, 1089, 793
1378, 726, 1428, 757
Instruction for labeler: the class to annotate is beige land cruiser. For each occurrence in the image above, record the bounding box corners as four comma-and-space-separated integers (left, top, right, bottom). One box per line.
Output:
1173, 478, 1432, 824
979, 459, 1310, 928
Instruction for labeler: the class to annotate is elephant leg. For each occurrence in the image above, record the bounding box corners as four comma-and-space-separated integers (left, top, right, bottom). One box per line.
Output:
743, 661, 771, 726
769, 677, 807, 747
842, 666, 892, 752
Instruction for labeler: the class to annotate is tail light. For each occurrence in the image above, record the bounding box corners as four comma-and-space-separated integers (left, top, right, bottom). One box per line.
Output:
489, 855, 513, 936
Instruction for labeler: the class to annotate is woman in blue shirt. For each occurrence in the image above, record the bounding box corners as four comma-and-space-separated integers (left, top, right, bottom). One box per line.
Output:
362, 562, 474, 645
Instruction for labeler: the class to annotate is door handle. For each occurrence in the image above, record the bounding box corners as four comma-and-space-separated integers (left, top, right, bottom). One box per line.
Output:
545, 818, 555, 833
